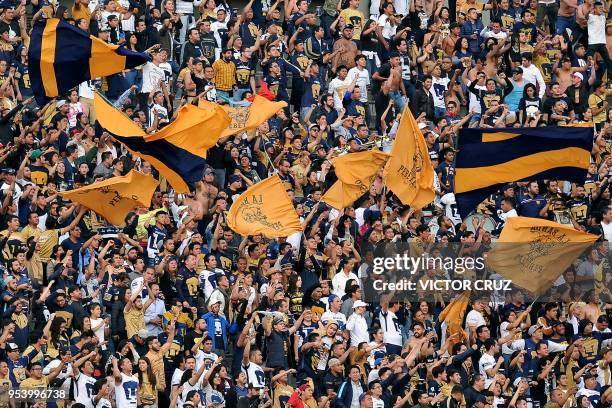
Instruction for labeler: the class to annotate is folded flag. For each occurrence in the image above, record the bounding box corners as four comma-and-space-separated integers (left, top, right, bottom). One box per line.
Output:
321, 181, 365, 210
59, 170, 159, 225
383, 107, 435, 209
227, 175, 303, 238
94, 92, 230, 193
486, 217, 599, 295
322, 150, 389, 209
199, 95, 287, 138
438, 291, 470, 347
29, 18, 150, 105
454, 126, 592, 219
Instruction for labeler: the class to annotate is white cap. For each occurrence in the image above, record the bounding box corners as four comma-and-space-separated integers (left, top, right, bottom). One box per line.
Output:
352, 300, 368, 308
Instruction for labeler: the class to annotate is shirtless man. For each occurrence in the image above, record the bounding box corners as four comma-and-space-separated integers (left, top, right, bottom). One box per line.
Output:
558, 0, 579, 35
484, 39, 511, 78
442, 22, 461, 57
576, 0, 593, 33
554, 56, 590, 93
373, 52, 407, 111
191, 168, 218, 221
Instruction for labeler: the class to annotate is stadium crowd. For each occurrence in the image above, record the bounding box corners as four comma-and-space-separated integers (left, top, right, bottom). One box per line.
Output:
0, 0, 609, 407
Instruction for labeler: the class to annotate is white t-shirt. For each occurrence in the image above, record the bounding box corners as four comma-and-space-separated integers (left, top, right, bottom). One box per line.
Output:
115, 373, 139, 408
587, 14, 606, 45
346, 313, 370, 345
440, 193, 462, 226
141, 62, 166, 94
431, 76, 451, 108
602, 221, 612, 242
378, 14, 396, 39
465, 309, 486, 332
328, 76, 353, 111
479, 353, 497, 387
242, 361, 266, 388
75, 372, 97, 408
394, 0, 408, 17
90, 317, 105, 344
347, 67, 371, 103
379, 310, 403, 346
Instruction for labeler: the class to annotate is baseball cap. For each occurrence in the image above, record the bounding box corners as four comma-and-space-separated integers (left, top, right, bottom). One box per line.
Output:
7, 343, 18, 351
273, 317, 285, 325
137, 329, 149, 339
328, 294, 339, 303
30, 149, 43, 160
527, 325, 541, 336
512, 67, 523, 74
573, 72, 583, 81
228, 175, 241, 183
352, 300, 367, 309
374, 357, 384, 366
343, 24, 354, 30
56, 99, 67, 108
204, 167, 216, 176
429, 151, 439, 160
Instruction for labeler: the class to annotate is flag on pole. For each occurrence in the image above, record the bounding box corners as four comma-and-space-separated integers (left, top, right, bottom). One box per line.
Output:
486, 217, 599, 295
383, 107, 435, 209
59, 170, 159, 225
29, 18, 150, 105
227, 176, 303, 238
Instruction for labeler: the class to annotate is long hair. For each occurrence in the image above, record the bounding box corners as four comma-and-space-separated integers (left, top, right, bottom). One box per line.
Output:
137, 357, 157, 390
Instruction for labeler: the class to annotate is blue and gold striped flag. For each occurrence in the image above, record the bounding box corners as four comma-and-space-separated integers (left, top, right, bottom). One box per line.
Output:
455, 127, 592, 218
28, 18, 150, 105
94, 92, 231, 193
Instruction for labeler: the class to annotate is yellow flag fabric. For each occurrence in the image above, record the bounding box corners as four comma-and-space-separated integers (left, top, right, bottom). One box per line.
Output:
438, 291, 470, 347
321, 150, 389, 209
94, 92, 231, 192
227, 175, 303, 238
199, 95, 287, 137
321, 181, 365, 209
486, 217, 599, 294
59, 170, 159, 225
383, 107, 435, 209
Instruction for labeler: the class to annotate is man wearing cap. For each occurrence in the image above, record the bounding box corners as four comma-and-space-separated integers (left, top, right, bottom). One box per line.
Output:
346, 300, 369, 346
566, 70, 595, 119
27, 149, 48, 187
321, 293, 347, 329
323, 357, 345, 399
508, 324, 568, 373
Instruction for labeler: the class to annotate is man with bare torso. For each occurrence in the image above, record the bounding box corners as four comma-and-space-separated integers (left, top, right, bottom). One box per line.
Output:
373, 52, 407, 112
191, 167, 218, 222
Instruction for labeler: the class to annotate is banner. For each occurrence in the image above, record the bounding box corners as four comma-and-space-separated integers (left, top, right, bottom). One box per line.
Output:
455, 126, 592, 218
227, 176, 303, 238
59, 170, 159, 225
322, 150, 389, 209
486, 217, 599, 294
199, 95, 287, 137
29, 18, 150, 105
383, 107, 435, 209
94, 92, 230, 192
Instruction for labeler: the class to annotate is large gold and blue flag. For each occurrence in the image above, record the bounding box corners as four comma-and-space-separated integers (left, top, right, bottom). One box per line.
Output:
94, 92, 231, 193
29, 18, 150, 105
454, 127, 592, 218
